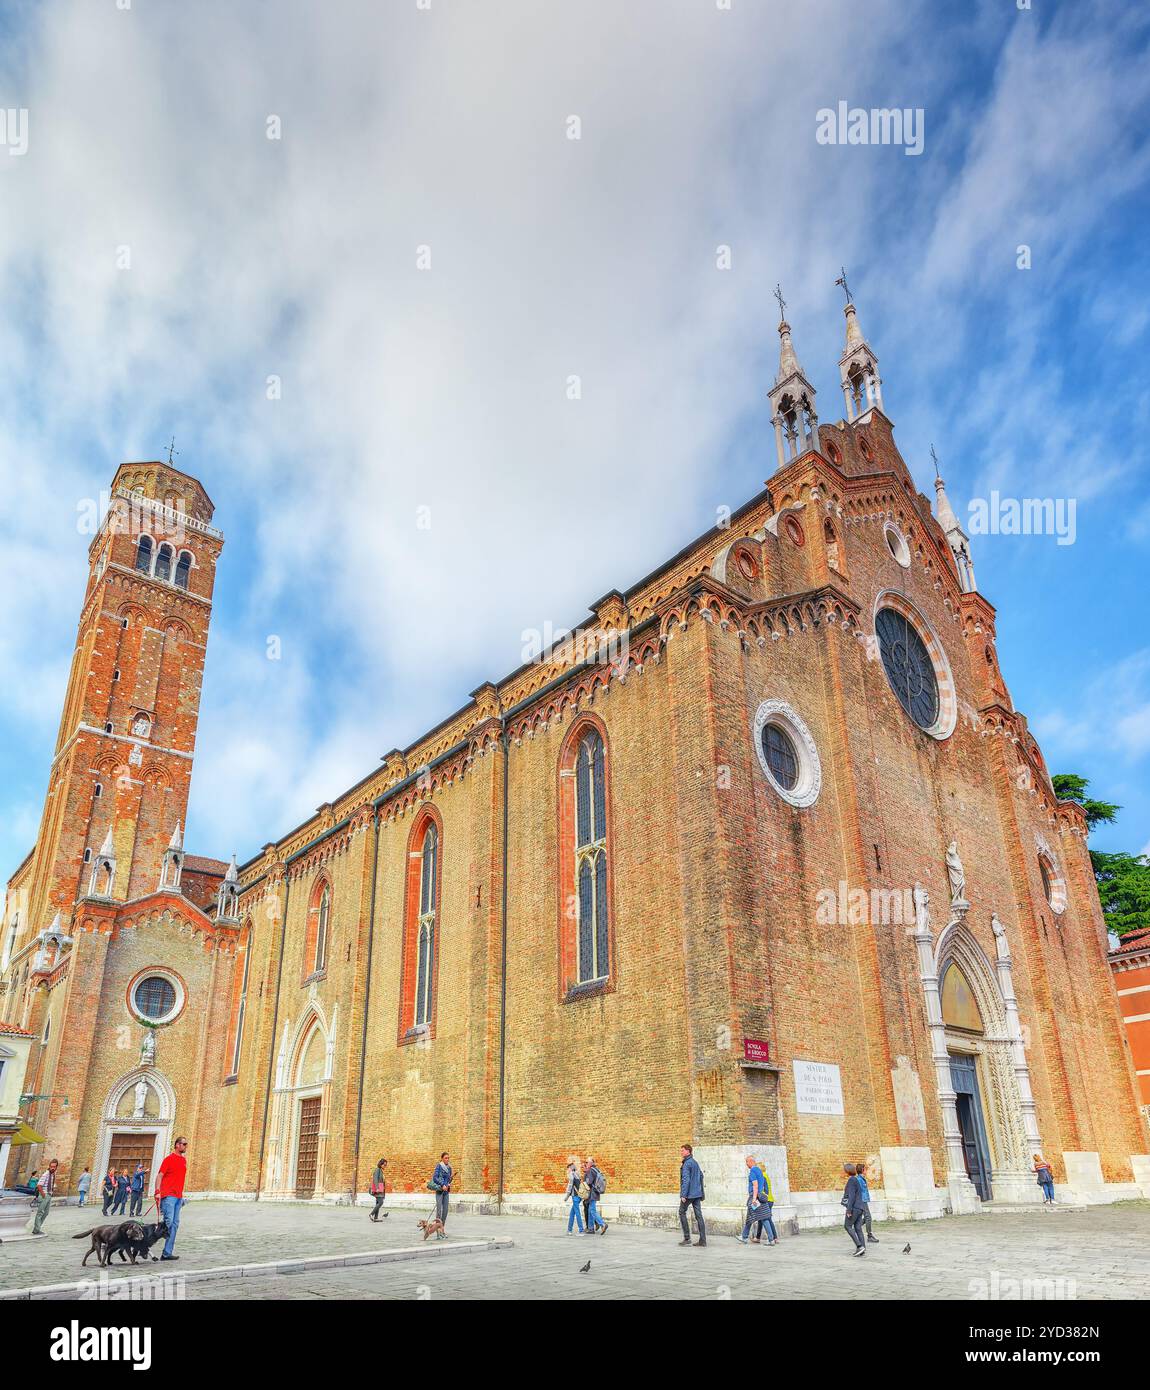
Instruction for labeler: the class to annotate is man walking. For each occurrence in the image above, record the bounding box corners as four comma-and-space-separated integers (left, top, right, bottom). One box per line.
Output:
841, 1162, 866, 1256
155, 1135, 188, 1261
30, 1159, 59, 1236
431, 1151, 452, 1238
77, 1168, 91, 1207
737, 1154, 777, 1245
678, 1143, 706, 1247
129, 1162, 146, 1217
101, 1168, 116, 1215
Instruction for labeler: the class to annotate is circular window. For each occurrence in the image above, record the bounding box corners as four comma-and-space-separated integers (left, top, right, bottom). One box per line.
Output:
875, 606, 940, 732
736, 549, 758, 581
826, 440, 842, 465
129, 970, 184, 1023
784, 515, 805, 547
859, 432, 873, 462
884, 521, 911, 568
753, 701, 821, 807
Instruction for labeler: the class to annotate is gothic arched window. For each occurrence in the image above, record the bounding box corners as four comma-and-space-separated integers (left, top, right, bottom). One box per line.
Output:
315, 885, 329, 974
154, 543, 173, 582
174, 551, 192, 589
415, 823, 437, 1027
558, 720, 614, 996
303, 877, 331, 982
135, 535, 153, 573
400, 811, 442, 1039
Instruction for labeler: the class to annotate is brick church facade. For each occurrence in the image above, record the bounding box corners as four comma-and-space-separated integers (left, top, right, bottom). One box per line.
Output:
4, 299, 1148, 1223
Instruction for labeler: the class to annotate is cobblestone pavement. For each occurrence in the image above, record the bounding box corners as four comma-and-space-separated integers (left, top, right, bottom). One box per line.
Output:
4, 1198, 1149, 1300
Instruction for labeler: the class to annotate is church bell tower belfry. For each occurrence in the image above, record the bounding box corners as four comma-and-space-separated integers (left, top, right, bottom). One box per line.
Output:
768, 286, 819, 469
16, 460, 223, 941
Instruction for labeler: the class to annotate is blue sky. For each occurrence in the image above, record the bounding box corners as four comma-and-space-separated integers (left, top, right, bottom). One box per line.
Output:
0, 0, 1148, 886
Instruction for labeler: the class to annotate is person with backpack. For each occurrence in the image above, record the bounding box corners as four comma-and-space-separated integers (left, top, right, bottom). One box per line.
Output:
841, 1162, 867, 1256
1033, 1153, 1055, 1204
369, 1156, 389, 1221
563, 1157, 585, 1233
584, 1156, 608, 1234
77, 1168, 91, 1207
678, 1143, 706, 1247
737, 1154, 777, 1245
856, 1160, 878, 1243
430, 1151, 453, 1235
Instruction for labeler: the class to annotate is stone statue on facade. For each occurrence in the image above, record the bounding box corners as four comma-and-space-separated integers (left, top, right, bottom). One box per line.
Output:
945, 840, 966, 903
133, 1079, 149, 1118
913, 883, 931, 936
991, 912, 1010, 962
140, 1029, 156, 1067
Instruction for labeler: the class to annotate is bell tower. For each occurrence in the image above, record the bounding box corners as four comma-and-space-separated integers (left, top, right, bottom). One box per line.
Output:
16, 460, 223, 940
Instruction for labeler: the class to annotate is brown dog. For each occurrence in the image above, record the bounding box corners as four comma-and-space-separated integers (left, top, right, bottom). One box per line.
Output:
73, 1220, 147, 1267
416, 1218, 444, 1241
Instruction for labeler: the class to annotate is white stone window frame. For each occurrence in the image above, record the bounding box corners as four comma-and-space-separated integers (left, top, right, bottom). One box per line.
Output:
872, 590, 958, 742
753, 699, 822, 808
129, 968, 186, 1026
1035, 834, 1068, 916
883, 519, 911, 568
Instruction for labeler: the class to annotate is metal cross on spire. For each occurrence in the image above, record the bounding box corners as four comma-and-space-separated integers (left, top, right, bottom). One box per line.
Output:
930, 443, 941, 480
166, 436, 178, 465
834, 266, 853, 305
773, 283, 787, 324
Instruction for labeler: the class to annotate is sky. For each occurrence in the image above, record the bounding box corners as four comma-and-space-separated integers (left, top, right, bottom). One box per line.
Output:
0, 0, 1147, 882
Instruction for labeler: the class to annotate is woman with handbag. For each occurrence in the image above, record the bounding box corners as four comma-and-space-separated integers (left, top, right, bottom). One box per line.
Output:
564, 1157, 585, 1233
369, 1157, 389, 1221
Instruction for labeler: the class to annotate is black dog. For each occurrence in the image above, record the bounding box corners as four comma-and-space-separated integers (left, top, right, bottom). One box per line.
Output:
74, 1219, 167, 1267
118, 1219, 169, 1264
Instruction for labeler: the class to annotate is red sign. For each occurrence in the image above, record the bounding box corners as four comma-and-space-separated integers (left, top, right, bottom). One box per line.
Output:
743, 1038, 771, 1063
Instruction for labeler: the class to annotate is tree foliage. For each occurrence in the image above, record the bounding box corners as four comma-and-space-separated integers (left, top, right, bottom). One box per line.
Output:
1055, 772, 1149, 939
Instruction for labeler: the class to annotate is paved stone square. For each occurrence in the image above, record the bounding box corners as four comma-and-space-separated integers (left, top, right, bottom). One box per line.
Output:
4, 1198, 1150, 1300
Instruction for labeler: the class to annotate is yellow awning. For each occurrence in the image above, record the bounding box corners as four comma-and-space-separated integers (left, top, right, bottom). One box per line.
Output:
10, 1121, 46, 1146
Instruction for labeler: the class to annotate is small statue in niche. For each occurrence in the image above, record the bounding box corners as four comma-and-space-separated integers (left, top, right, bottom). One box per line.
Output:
132, 1078, 149, 1119
140, 1029, 156, 1067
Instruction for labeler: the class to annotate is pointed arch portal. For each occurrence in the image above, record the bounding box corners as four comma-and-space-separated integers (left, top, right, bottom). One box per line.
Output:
913, 913, 1045, 1211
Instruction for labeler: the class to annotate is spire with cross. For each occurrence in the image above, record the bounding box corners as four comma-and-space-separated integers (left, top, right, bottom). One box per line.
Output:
834, 266, 853, 305
773, 283, 787, 325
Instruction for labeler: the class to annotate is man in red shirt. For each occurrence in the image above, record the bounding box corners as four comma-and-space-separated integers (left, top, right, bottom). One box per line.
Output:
155, 1135, 188, 1260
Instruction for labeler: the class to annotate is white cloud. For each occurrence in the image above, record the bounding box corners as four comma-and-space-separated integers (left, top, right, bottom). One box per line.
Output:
0, 0, 1147, 870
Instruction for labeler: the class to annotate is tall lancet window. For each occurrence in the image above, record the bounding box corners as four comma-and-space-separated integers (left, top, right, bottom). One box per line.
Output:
135, 535, 153, 573
415, 823, 437, 1027
315, 883, 330, 974
559, 719, 614, 997
575, 730, 609, 983
400, 809, 442, 1040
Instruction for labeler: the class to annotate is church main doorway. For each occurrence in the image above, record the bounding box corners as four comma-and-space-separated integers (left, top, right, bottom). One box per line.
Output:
949, 1054, 993, 1201
295, 1095, 321, 1196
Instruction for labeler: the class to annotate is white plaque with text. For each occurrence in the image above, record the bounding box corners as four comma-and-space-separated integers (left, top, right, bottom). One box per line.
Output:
793, 1059, 844, 1116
